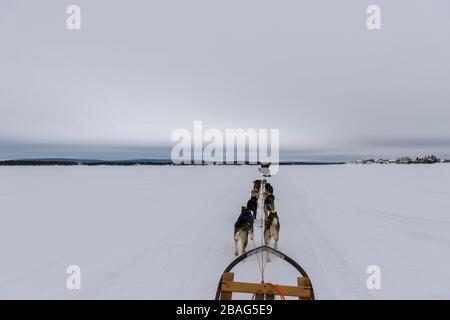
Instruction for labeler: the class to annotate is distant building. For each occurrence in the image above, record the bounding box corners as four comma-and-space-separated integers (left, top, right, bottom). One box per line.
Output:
396, 157, 413, 164
415, 155, 439, 164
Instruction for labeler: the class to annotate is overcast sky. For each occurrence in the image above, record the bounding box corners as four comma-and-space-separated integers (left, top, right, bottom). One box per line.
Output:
1, 0, 450, 160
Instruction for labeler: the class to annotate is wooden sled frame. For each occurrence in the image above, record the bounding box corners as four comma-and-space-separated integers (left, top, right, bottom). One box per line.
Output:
215, 245, 315, 300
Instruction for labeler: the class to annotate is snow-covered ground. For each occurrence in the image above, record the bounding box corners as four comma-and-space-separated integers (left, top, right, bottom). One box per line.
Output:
1, 164, 450, 299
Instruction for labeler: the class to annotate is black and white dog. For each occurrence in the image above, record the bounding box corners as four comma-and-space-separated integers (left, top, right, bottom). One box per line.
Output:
264, 211, 280, 252
253, 179, 262, 192
264, 183, 273, 195
234, 206, 254, 256
247, 196, 258, 220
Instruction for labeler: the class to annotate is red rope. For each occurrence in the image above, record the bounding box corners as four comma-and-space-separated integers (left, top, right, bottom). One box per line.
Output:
251, 238, 264, 282
265, 282, 286, 300
261, 249, 269, 274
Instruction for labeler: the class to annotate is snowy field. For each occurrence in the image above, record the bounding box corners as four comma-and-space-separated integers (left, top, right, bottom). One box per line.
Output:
1, 164, 450, 299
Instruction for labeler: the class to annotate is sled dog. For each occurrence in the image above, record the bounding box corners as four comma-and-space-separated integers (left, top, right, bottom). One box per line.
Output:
253, 179, 262, 192
247, 196, 258, 219
234, 207, 254, 256
264, 211, 280, 251
261, 179, 267, 189
264, 183, 273, 194
263, 194, 275, 221
251, 188, 259, 199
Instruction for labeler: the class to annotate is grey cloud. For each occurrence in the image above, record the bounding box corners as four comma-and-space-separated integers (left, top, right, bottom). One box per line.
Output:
1, 0, 450, 160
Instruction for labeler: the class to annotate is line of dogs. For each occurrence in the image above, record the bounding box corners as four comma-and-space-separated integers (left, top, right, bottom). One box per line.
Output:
233, 179, 280, 256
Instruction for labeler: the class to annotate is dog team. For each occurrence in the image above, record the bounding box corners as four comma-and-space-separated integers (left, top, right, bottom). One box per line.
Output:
233, 179, 280, 256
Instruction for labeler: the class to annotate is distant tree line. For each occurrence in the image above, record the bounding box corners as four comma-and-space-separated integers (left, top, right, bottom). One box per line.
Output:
0, 160, 80, 166
0, 159, 346, 166
0, 160, 173, 166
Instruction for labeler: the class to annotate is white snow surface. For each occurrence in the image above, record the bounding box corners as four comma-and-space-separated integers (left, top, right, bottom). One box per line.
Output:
1, 164, 450, 299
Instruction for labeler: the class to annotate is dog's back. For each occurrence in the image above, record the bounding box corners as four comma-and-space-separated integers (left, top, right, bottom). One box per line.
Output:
264, 194, 275, 212
247, 196, 258, 218
265, 211, 280, 229
234, 210, 253, 233
264, 212, 280, 250
264, 194, 275, 204
253, 180, 262, 192
261, 179, 267, 188
234, 208, 254, 256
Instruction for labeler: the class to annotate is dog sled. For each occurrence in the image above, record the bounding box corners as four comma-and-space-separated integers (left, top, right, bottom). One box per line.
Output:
259, 163, 271, 177
215, 245, 315, 300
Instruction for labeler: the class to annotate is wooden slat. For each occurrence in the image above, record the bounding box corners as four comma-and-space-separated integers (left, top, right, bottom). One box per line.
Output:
298, 277, 312, 300
221, 279, 311, 299
220, 272, 234, 300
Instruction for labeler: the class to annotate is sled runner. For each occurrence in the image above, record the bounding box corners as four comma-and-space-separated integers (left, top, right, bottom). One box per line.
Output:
215, 245, 314, 300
